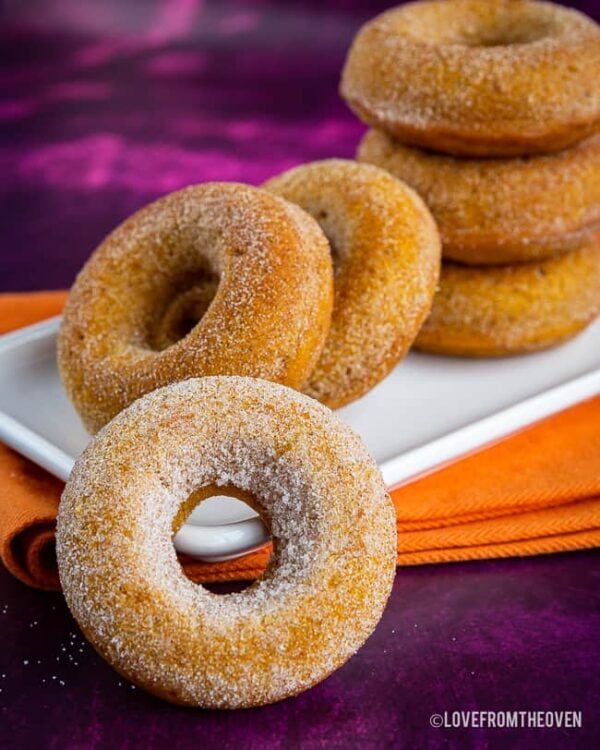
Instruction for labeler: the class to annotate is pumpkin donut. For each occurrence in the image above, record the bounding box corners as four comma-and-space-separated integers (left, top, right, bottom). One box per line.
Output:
56, 376, 397, 709
58, 183, 334, 433
341, 0, 600, 157
414, 240, 600, 357
265, 159, 440, 408
358, 129, 600, 265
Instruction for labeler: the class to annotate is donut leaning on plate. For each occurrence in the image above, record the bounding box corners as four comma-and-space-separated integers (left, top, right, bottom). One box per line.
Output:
265, 159, 440, 408
414, 240, 600, 357
358, 129, 600, 265
56, 376, 397, 708
58, 183, 334, 433
341, 0, 600, 156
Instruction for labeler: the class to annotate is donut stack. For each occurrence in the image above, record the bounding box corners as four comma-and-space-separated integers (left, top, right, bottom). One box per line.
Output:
342, 0, 600, 356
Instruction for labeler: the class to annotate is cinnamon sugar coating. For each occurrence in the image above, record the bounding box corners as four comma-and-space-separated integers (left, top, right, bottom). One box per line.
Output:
358, 130, 600, 265
415, 241, 600, 356
265, 159, 440, 407
341, 0, 600, 156
56, 377, 397, 708
58, 183, 334, 433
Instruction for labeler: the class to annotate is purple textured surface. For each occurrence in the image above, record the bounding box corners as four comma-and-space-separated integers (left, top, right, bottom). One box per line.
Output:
1, 553, 599, 749
1, 2, 599, 748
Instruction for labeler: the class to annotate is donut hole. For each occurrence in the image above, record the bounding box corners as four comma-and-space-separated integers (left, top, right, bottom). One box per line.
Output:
328, 239, 343, 279
315, 210, 346, 278
457, 18, 553, 47
402, 7, 556, 48
150, 270, 220, 350
202, 580, 257, 595
172, 485, 272, 594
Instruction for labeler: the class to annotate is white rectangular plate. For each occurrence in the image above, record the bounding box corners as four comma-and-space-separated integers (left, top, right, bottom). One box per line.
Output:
1, 316, 598, 560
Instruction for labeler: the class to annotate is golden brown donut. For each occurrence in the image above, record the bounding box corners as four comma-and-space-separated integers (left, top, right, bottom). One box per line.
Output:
58, 183, 334, 433
341, 0, 600, 156
358, 129, 600, 265
56, 376, 397, 709
414, 241, 600, 357
264, 159, 440, 407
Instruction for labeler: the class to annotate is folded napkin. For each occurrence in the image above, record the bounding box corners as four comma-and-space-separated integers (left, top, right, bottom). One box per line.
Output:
1, 291, 599, 590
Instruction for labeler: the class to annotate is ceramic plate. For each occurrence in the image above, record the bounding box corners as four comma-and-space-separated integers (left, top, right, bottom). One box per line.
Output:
1, 316, 598, 560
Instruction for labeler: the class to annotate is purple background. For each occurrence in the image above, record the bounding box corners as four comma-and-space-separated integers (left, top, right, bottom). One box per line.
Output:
1, 1, 599, 747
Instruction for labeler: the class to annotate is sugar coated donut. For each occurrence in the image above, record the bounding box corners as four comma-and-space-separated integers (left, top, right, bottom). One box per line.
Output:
341, 0, 600, 156
265, 159, 440, 407
58, 183, 334, 433
358, 130, 600, 265
56, 376, 397, 709
414, 241, 600, 357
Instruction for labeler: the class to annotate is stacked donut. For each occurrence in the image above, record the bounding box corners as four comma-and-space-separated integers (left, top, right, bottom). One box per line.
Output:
342, 0, 600, 356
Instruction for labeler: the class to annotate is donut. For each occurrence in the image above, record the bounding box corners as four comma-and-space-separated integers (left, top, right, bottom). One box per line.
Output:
58, 183, 334, 433
414, 240, 600, 357
56, 376, 397, 708
264, 159, 440, 407
341, 0, 600, 157
358, 129, 600, 265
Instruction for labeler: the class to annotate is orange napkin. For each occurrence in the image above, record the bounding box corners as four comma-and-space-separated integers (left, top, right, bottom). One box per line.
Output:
1, 291, 599, 590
